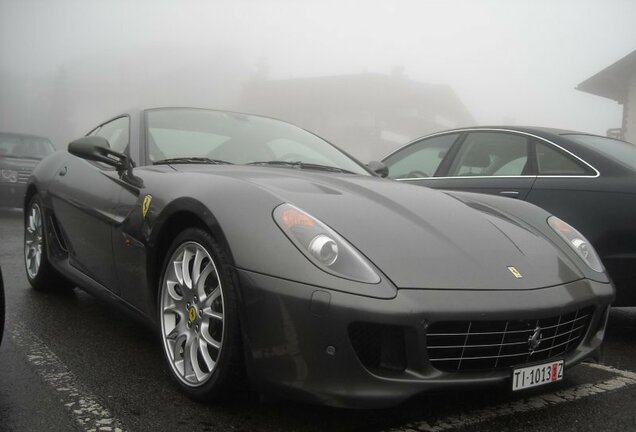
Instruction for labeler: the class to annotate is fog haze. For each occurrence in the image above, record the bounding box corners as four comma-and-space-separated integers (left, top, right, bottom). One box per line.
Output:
1, 0, 634, 159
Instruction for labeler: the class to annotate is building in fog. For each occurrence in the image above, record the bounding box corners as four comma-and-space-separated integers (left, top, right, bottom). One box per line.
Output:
239, 72, 474, 161
577, 49, 636, 144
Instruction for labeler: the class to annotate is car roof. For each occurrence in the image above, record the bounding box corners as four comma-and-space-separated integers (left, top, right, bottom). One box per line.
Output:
382, 125, 614, 163
0, 132, 52, 141
433, 125, 597, 138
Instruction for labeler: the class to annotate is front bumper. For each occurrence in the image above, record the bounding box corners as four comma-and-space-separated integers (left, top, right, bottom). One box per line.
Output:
236, 269, 614, 408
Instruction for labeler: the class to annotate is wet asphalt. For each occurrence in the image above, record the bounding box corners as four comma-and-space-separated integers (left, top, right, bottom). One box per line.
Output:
1, 209, 635, 432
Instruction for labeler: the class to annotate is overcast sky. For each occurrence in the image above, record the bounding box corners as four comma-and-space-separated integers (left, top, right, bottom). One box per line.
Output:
1, 0, 635, 152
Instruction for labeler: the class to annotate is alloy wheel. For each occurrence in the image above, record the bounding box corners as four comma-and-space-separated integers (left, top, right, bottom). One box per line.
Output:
25, 203, 43, 279
160, 241, 225, 387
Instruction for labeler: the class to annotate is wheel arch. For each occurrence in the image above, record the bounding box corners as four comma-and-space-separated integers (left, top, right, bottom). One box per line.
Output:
24, 183, 38, 208
23, 183, 39, 222
147, 198, 236, 303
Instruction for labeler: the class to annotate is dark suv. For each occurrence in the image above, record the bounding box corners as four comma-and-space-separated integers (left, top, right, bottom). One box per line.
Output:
0, 133, 55, 208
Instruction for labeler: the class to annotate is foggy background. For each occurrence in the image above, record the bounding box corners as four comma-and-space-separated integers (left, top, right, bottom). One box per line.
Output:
1, 0, 635, 161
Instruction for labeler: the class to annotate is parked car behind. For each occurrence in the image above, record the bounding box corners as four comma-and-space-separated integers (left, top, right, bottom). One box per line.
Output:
383, 126, 636, 305
0, 132, 55, 208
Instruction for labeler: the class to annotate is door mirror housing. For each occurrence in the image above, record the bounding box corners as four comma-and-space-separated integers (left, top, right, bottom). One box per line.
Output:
68, 136, 128, 170
367, 160, 389, 178
68, 136, 142, 187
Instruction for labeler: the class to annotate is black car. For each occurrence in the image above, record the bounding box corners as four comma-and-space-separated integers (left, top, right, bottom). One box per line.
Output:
383, 126, 636, 305
0, 265, 4, 347
0, 132, 55, 208
24, 110, 613, 408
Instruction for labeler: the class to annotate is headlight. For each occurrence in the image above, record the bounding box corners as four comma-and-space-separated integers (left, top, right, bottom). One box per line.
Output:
0, 169, 18, 183
273, 203, 380, 283
548, 216, 603, 272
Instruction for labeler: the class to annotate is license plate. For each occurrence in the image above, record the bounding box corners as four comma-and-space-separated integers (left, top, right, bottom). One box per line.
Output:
512, 360, 563, 391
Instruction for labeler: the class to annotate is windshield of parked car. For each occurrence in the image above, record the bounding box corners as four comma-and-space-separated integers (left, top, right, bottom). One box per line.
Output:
0, 134, 55, 159
565, 134, 636, 171
145, 108, 370, 175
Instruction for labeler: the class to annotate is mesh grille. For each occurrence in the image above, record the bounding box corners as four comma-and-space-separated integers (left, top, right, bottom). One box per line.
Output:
426, 307, 594, 372
17, 168, 31, 184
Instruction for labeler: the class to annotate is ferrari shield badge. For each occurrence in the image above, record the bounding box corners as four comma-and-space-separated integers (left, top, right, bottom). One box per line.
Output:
188, 306, 197, 322
507, 266, 523, 279
142, 195, 152, 218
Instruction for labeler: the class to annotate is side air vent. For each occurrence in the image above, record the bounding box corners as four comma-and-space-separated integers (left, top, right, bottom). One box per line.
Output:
47, 214, 68, 252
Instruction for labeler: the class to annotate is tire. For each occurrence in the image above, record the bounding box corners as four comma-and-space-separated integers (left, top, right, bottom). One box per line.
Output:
0, 267, 4, 347
24, 194, 74, 292
158, 227, 244, 400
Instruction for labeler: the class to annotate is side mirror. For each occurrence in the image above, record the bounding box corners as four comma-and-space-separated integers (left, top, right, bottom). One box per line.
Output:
68, 136, 127, 170
367, 161, 389, 178
68, 136, 143, 188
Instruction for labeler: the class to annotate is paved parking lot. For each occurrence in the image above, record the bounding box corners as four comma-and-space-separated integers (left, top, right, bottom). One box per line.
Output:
1, 209, 635, 432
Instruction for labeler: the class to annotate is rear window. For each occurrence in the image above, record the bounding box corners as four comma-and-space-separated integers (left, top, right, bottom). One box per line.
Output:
535, 141, 589, 175
564, 134, 636, 171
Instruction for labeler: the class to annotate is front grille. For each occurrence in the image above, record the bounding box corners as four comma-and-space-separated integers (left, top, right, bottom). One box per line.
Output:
426, 307, 594, 372
17, 168, 31, 184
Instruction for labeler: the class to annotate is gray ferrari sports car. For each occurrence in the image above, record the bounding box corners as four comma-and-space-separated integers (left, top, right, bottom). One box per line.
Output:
24, 108, 613, 408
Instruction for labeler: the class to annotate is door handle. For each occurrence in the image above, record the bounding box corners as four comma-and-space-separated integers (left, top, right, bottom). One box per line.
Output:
58, 166, 67, 176
499, 190, 520, 198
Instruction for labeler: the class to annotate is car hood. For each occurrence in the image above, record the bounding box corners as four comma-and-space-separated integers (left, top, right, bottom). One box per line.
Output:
0, 156, 41, 170
172, 165, 584, 290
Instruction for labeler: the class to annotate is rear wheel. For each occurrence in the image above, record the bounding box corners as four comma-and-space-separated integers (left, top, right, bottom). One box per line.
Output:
24, 194, 73, 292
158, 228, 243, 400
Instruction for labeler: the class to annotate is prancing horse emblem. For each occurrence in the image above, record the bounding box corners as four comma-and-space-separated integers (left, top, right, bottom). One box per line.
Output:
508, 266, 523, 279
528, 325, 542, 353
142, 194, 152, 218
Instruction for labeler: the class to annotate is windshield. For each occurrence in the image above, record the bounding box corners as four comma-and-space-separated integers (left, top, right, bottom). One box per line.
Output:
565, 134, 636, 171
145, 108, 370, 175
0, 134, 55, 159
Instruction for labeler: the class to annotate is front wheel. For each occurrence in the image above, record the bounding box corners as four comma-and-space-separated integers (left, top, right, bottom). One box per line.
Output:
158, 228, 244, 400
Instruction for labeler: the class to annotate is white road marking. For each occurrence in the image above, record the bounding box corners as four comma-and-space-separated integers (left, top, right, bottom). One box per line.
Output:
11, 319, 636, 432
385, 363, 636, 432
11, 323, 127, 432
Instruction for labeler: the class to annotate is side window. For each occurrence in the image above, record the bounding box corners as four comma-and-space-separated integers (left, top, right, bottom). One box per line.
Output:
385, 133, 458, 179
92, 117, 130, 155
535, 141, 588, 175
448, 132, 529, 177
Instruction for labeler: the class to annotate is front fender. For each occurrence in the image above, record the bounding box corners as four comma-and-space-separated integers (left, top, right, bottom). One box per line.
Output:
139, 172, 397, 300
24, 151, 70, 208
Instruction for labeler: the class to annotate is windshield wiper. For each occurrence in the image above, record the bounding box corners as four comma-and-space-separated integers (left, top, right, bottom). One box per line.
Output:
246, 160, 354, 174
153, 157, 233, 165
